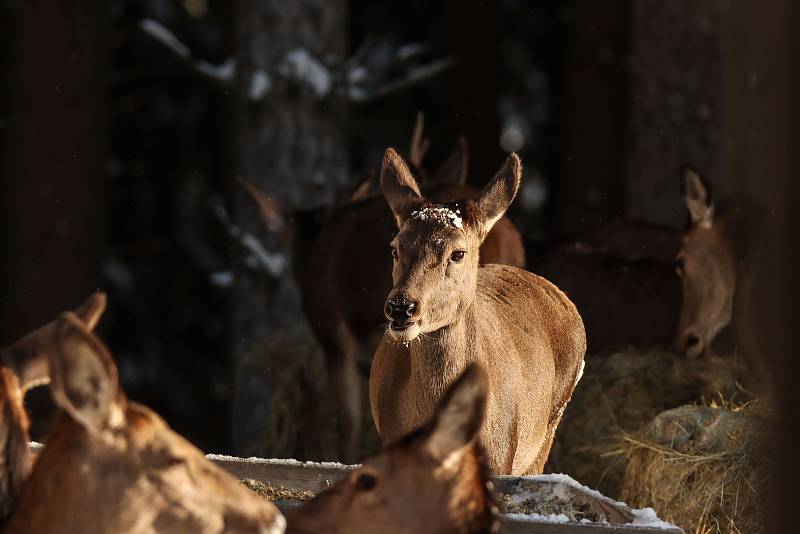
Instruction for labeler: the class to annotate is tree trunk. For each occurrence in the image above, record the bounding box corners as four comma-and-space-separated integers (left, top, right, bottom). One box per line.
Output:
0, 0, 107, 341
230, 0, 348, 456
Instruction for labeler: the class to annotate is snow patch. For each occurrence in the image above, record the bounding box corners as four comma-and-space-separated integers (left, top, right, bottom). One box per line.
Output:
210, 270, 234, 287
248, 69, 272, 100
279, 49, 332, 97
195, 58, 236, 82
411, 205, 463, 228
140, 19, 190, 59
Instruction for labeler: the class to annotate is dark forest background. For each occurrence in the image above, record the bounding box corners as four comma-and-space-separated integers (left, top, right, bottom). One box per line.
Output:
0, 0, 797, 466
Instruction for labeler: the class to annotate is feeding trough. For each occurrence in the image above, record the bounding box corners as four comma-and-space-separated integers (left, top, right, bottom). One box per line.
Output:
207, 454, 682, 533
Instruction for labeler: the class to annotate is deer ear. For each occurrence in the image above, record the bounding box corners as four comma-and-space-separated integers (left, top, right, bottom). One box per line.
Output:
432, 137, 468, 186
474, 153, 521, 239
682, 166, 714, 227
50, 313, 123, 434
424, 364, 487, 464
3, 292, 107, 392
73, 292, 107, 332
381, 148, 423, 227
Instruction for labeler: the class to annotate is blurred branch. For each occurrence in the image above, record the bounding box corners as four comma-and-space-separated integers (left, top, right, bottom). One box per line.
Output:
139, 19, 235, 90
139, 19, 452, 104
348, 57, 454, 104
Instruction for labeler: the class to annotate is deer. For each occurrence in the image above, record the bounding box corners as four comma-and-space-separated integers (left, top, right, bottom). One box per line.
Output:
674, 166, 782, 391
369, 148, 586, 475
286, 364, 498, 534
242, 122, 525, 463
530, 220, 682, 354
0, 292, 106, 519
5, 311, 285, 533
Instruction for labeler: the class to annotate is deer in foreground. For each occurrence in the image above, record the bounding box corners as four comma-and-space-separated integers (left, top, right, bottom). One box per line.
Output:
5, 312, 285, 533
243, 126, 525, 463
370, 149, 586, 475
0, 292, 106, 519
674, 166, 782, 389
286, 364, 498, 534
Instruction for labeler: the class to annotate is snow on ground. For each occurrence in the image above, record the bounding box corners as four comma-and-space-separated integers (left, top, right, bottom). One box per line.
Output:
500, 473, 679, 529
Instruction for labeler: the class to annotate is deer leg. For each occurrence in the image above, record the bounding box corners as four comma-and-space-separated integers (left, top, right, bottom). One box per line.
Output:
324, 325, 364, 465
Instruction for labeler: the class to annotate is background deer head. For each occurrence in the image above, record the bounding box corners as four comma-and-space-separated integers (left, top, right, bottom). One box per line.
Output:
674, 167, 737, 358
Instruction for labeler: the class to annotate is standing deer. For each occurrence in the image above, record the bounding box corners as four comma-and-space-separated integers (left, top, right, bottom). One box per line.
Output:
5, 312, 285, 534
0, 292, 106, 519
243, 128, 525, 463
286, 364, 498, 534
369, 148, 586, 475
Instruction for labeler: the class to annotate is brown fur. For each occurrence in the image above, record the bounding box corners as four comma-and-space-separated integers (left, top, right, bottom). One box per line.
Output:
243, 133, 525, 463
286, 365, 498, 534
0, 292, 107, 521
5, 313, 284, 534
675, 166, 781, 390
370, 149, 586, 475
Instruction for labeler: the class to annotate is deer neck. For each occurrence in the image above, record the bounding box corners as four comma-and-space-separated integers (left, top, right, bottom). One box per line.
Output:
407, 301, 478, 386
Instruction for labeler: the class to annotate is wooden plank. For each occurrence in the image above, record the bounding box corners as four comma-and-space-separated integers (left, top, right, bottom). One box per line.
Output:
205, 454, 683, 534
207, 454, 353, 493
30, 446, 682, 533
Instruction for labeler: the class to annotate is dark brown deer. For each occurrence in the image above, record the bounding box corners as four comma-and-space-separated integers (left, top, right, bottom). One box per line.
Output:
531, 220, 682, 354
243, 134, 525, 463
0, 292, 106, 519
5, 312, 285, 534
370, 148, 586, 475
286, 364, 498, 534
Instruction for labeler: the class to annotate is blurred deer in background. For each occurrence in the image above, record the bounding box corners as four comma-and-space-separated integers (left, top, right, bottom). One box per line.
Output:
531, 220, 682, 354
674, 166, 782, 391
5, 312, 285, 534
243, 117, 525, 463
370, 149, 585, 475
0, 292, 106, 520
286, 364, 498, 534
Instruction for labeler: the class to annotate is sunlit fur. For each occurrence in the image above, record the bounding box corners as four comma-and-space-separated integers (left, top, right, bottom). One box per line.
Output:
0, 292, 107, 521
287, 365, 498, 534
371, 148, 586, 475
5, 313, 284, 534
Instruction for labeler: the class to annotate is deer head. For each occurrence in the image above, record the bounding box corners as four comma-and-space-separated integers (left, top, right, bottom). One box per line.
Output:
381, 148, 521, 342
286, 364, 497, 534
7, 312, 284, 534
674, 166, 737, 357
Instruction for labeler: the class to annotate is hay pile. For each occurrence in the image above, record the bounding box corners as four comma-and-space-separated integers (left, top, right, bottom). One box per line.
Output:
235, 325, 340, 461
619, 405, 772, 534
241, 478, 315, 502
546, 348, 747, 497
236, 323, 380, 461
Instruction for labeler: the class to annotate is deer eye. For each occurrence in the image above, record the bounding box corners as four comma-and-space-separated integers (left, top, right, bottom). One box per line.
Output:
450, 250, 466, 262
391, 247, 399, 259
675, 257, 685, 276
355, 472, 378, 492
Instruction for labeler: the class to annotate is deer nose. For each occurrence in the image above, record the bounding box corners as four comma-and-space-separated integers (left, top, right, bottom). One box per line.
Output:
681, 334, 704, 357
385, 297, 418, 323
